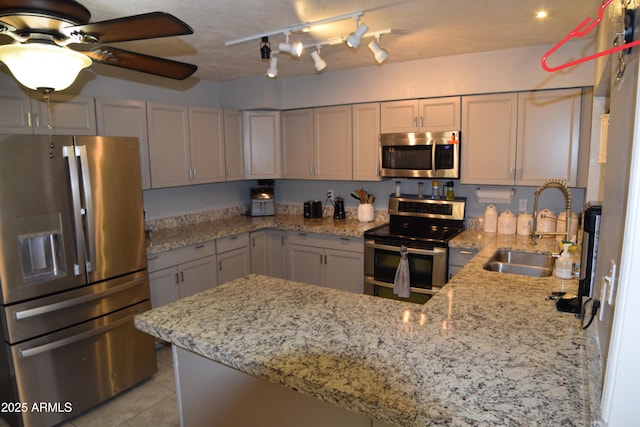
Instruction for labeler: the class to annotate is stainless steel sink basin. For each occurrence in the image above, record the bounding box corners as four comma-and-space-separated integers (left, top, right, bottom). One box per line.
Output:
483, 249, 556, 277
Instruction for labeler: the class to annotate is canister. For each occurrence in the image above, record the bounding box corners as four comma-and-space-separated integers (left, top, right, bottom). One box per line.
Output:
517, 213, 534, 235
483, 205, 498, 233
497, 210, 516, 234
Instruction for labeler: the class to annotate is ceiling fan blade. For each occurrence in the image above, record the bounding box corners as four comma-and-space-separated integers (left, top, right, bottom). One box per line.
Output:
64, 12, 193, 43
82, 46, 197, 80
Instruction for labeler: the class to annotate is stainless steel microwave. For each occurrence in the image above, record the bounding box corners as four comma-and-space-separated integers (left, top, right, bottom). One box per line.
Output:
379, 131, 460, 178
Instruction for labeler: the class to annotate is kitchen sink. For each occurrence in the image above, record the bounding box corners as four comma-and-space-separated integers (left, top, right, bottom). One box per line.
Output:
482, 249, 556, 277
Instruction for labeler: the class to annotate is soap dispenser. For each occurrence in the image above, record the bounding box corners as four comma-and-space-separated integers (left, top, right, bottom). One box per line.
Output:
555, 243, 573, 279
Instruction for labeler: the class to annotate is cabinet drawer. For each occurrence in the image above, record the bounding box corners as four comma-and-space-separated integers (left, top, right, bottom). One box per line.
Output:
448, 248, 479, 266
286, 231, 363, 253
216, 232, 249, 253
147, 241, 215, 272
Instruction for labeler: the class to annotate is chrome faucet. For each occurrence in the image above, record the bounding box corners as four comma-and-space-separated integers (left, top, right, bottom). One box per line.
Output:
530, 179, 572, 245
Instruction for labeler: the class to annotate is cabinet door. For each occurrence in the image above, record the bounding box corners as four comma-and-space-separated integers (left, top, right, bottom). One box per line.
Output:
0, 90, 32, 133
180, 255, 217, 298
420, 97, 461, 131
460, 93, 518, 185
324, 249, 364, 293
244, 111, 281, 179
267, 230, 287, 279
189, 106, 225, 184
32, 94, 97, 135
223, 110, 245, 181
250, 231, 268, 275
380, 100, 419, 133
147, 103, 191, 188
287, 244, 324, 286
314, 105, 352, 180
281, 109, 314, 178
218, 247, 251, 285
352, 103, 381, 181
96, 98, 152, 190
516, 89, 581, 186
149, 267, 180, 308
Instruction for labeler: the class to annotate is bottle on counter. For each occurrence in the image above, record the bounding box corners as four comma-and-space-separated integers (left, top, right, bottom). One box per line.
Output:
555, 243, 573, 279
431, 180, 440, 198
445, 181, 454, 200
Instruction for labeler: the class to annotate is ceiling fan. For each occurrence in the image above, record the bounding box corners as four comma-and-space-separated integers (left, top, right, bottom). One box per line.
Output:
0, 0, 198, 91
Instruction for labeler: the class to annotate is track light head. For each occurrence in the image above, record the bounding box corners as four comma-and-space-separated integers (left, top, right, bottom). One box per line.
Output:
346, 21, 369, 48
266, 57, 278, 78
260, 36, 271, 60
368, 38, 388, 64
278, 41, 303, 57
310, 49, 327, 72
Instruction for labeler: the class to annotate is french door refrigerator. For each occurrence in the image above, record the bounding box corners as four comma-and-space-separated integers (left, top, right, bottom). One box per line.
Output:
0, 135, 156, 427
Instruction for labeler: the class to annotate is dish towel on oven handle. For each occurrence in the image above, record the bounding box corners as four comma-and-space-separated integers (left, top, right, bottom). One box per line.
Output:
393, 245, 411, 298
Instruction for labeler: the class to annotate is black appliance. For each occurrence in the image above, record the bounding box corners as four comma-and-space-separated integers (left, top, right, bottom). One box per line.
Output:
364, 195, 466, 303
304, 200, 323, 218
333, 196, 346, 219
578, 202, 602, 316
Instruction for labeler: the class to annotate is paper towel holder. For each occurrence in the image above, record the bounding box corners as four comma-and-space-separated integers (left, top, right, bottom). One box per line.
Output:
475, 187, 516, 204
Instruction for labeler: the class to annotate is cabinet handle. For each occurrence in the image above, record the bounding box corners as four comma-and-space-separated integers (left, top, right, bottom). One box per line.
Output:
281, 236, 285, 246
229, 235, 238, 240
340, 237, 350, 241
175, 273, 180, 285
252, 237, 255, 247
147, 255, 159, 261
320, 254, 323, 264
179, 271, 184, 282
516, 168, 523, 180
219, 261, 223, 271
375, 164, 379, 176
298, 232, 307, 237
27, 112, 32, 127
419, 116, 424, 128
194, 244, 205, 249
34, 113, 40, 128
510, 168, 515, 180
324, 255, 328, 264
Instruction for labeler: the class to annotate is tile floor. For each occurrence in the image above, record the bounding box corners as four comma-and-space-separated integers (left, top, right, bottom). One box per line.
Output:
0, 344, 179, 427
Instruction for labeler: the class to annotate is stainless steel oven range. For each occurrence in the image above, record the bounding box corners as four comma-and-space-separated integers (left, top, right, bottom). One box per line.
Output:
364, 196, 466, 304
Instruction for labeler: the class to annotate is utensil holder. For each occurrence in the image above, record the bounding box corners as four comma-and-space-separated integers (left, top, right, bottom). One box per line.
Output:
357, 203, 374, 222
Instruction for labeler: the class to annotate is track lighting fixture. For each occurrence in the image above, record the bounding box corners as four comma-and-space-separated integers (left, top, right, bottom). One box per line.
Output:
260, 36, 271, 60
266, 57, 278, 78
310, 48, 327, 72
368, 36, 388, 64
278, 32, 303, 57
346, 19, 369, 48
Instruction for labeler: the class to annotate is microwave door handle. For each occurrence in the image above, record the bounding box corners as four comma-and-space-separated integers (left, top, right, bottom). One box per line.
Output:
365, 241, 445, 257
62, 145, 85, 277
431, 140, 437, 175
76, 145, 95, 273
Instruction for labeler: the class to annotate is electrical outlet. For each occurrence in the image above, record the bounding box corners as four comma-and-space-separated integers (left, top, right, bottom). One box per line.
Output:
327, 189, 334, 201
518, 199, 528, 213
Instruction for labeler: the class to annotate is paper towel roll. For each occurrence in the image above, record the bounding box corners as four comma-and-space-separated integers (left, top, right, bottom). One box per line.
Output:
475, 188, 514, 204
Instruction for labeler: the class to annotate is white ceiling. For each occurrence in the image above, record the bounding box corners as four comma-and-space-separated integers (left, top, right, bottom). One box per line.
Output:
79, 0, 603, 84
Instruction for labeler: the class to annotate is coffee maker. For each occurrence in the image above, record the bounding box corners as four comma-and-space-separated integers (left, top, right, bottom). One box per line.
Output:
333, 196, 346, 219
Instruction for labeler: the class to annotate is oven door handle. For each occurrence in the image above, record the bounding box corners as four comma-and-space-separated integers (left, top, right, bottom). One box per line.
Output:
365, 241, 446, 256
365, 276, 442, 295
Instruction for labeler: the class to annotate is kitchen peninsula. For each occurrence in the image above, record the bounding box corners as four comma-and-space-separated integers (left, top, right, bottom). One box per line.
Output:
135, 230, 598, 426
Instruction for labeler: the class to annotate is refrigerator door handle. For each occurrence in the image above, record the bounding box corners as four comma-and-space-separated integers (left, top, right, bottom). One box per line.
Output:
62, 145, 85, 277
76, 145, 96, 273
18, 315, 131, 359
13, 278, 144, 320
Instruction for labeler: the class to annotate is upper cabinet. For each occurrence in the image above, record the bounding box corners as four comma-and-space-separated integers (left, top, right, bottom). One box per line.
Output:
244, 111, 281, 179
380, 97, 461, 133
0, 89, 96, 135
352, 103, 382, 181
461, 89, 582, 186
282, 105, 352, 180
147, 103, 234, 188
96, 98, 152, 190
223, 110, 245, 181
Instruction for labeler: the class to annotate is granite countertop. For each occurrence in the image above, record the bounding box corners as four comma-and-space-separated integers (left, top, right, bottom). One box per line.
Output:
136, 229, 597, 426
146, 214, 386, 254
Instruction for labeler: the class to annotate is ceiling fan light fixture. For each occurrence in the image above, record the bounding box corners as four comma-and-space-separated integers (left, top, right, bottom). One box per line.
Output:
368, 38, 388, 64
266, 56, 278, 78
0, 43, 91, 91
310, 49, 327, 72
346, 21, 369, 48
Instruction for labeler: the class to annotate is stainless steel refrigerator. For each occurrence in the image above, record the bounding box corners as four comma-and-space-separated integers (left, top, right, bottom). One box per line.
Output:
0, 135, 157, 427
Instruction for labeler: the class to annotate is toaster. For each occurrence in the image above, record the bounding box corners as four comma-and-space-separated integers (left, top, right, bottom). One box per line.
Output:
303, 200, 323, 218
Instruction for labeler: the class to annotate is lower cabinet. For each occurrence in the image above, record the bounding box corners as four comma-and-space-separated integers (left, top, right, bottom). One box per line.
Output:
448, 247, 479, 281
286, 231, 364, 294
250, 230, 287, 279
216, 233, 251, 285
148, 241, 217, 308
